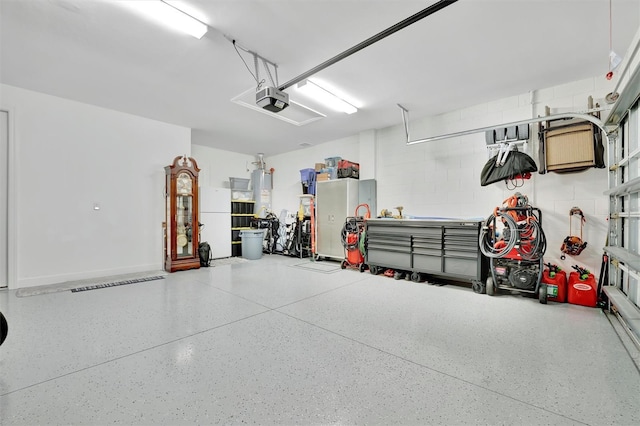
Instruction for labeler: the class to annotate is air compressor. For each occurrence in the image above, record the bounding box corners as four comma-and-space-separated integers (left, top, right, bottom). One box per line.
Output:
340, 204, 371, 272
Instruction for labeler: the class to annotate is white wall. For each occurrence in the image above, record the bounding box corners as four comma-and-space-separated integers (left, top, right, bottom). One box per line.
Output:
377, 77, 614, 278
193, 132, 371, 217
268, 134, 360, 216
267, 76, 618, 279
1, 84, 191, 289
191, 144, 256, 189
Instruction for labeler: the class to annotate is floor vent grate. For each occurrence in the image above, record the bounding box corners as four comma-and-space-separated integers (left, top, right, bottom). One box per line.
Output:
70, 275, 165, 293
15, 271, 168, 297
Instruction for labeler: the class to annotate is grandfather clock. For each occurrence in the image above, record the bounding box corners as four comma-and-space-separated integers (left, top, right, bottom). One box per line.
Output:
164, 155, 200, 272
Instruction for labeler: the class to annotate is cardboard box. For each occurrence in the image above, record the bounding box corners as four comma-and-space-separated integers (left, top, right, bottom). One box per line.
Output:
316, 173, 330, 181
315, 163, 325, 171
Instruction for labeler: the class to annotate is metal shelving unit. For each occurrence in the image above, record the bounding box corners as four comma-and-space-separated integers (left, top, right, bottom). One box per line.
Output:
231, 200, 255, 257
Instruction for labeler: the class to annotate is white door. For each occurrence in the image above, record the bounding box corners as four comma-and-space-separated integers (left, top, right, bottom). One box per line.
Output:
0, 110, 8, 288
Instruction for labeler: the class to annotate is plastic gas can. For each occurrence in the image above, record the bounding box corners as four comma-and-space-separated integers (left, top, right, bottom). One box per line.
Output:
542, 269, 567, 303
567, 272, 597, 307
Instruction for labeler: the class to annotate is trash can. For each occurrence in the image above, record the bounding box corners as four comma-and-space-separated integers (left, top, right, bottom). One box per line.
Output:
239, 229, 265, 260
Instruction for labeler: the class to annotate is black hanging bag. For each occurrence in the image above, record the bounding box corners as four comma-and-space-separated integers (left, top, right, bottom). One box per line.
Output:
480, 150, 538, 187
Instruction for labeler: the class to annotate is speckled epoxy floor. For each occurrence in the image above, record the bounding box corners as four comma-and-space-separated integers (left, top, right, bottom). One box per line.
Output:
1, 255, 639, 425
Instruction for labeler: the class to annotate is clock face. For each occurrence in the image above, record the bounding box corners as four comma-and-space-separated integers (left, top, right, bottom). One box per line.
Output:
177, 173, 192, 195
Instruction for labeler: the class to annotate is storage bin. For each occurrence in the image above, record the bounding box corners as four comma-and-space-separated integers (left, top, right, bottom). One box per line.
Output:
324, 157, 342, 168
300, 168, 316, 183
243, 203, 254, 214
231, 190, 253, 201
231, 202, 254, 214
231, 216, 252, 228
231, 216, 241, 228
338, 167, 359, 179
229, 177, 250, 190
337, 160, 359, 170
326, 166, 337, 180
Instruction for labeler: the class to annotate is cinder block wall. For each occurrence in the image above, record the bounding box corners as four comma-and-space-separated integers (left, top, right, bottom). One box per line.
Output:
375, 76, 614, 279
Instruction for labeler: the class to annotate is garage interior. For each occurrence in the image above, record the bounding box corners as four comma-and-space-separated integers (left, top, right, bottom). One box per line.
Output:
1, 1, 640, 424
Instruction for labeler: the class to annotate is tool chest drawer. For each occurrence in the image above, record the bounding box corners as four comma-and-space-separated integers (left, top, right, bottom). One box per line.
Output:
368, 249, 411, 269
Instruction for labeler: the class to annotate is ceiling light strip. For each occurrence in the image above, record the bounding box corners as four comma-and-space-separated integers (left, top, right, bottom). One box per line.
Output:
297, 80, 357, 114
123, 1, 208, 39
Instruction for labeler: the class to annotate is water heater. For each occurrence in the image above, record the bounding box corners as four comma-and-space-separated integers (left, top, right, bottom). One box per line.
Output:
251, 153, 272, 218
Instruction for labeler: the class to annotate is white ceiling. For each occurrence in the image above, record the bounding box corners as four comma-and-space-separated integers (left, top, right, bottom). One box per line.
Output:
2, 0, 639, 156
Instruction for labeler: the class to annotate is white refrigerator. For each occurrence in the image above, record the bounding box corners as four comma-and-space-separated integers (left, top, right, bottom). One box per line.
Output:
199, 187, 231, 259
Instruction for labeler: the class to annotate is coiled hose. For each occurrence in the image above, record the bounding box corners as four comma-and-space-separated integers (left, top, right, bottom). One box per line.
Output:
341, 218, 361, 250
479, 211, 518, 258
517, 218, 546, 260
479, 209, 546, 260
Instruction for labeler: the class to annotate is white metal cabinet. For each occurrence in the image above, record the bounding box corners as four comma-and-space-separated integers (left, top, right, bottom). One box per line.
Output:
315, 179, 359, 260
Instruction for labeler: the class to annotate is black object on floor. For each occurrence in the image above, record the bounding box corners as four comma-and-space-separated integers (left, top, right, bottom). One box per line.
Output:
70, 276, 165, 293
0, 311, 7, 346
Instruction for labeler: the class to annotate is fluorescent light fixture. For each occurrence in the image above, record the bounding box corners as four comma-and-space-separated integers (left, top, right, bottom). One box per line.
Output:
296, 79, 358, 114
122, 1, 208, 39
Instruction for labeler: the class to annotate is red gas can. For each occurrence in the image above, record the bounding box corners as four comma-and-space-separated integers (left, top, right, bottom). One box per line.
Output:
567, 272, 597, 307
542, 269, 567, 303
